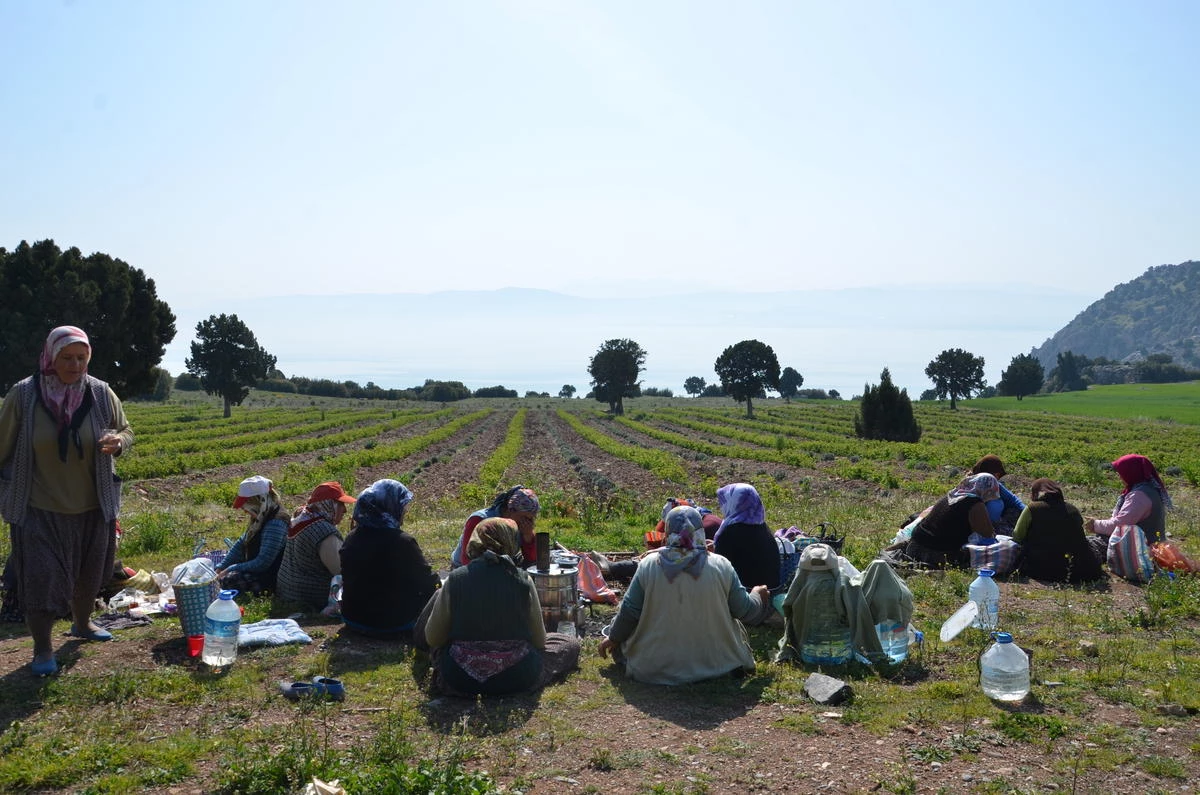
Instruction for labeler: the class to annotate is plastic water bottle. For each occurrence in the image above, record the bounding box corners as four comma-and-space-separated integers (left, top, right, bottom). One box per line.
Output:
968, 569, 1000, 630
799, 578, 851, 665
876, 620, 909, 664
980, 632, 1030, 702
202, 589, 241, 672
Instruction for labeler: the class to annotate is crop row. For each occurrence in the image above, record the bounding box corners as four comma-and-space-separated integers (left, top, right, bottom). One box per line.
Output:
459, 408, 527, 505
555, 410, 688, 483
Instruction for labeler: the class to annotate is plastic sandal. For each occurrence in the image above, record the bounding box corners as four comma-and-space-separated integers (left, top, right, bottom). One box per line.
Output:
311, 676, 346, 701
31, 657, 58, 676
278, 680, 316, 701
67, 625, 113, 642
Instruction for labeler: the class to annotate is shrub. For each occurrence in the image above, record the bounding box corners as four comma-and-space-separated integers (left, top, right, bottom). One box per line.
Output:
854, 368, 921, 442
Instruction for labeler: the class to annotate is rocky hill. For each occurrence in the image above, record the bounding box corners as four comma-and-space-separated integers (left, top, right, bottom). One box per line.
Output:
1030, 260, 1200, 370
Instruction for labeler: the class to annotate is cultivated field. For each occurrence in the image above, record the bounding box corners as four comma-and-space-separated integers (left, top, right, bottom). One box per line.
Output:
0, 389, 1197, 793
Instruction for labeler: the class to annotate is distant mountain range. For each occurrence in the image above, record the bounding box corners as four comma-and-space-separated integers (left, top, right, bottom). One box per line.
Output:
1030, 261, 1200, 370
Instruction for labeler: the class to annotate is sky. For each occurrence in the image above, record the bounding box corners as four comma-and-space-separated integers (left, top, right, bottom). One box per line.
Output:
2, 1, 1196, 396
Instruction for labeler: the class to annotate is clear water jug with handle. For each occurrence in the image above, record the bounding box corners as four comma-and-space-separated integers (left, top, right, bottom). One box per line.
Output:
980, 632, 1030, 702
202, 589, 241, 672
968, 569, 1000, 629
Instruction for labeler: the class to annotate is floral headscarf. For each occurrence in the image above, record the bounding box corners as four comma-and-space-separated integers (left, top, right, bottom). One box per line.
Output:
504, 487, 540, 515
1111, 454, 1172, 510
656, 505, 708, 582
38, 325, 90, 430
947, 473, 1000, 505
352, 479, 413, 530
467, 517, 522, 561
714, 483, 766, 543
239, 486, 283, 543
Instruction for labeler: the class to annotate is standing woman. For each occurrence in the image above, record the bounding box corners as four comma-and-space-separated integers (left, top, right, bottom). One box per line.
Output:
0, 326, 133, 676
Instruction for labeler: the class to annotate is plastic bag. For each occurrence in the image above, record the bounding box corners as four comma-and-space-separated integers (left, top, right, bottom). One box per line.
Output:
965, 535, 1022, 576
170, 557, 217, 586
1107, 525, 1156, 584
1150, 541, 1200, 573
576, 554, 619, 605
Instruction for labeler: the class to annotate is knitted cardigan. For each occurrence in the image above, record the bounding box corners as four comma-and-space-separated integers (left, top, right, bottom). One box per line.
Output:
0, 375, 121, 526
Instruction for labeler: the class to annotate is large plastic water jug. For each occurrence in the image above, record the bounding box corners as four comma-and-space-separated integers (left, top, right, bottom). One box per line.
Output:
980, 632, 1029, 702
968, 569, 1000, 630
202, 589, 241, 672
799, 576, 851, 665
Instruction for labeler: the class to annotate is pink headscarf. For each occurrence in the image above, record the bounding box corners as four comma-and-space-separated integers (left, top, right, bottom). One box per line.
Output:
39, 325, 91, 428
1112, 454, 1172, 509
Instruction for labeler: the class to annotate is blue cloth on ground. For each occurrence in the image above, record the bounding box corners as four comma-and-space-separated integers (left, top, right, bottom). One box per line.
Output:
237, 618, 312, 648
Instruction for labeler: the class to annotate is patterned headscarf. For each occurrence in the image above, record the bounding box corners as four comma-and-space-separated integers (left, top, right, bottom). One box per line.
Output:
714, 483, 766, 543
947, 473, 1000, 505
352, 479, 413, 530
240, 485, 283, 543
289, 483, 349, 539
466, 517, 522, 560
505, 487, 540, 515
1028, 478, 1064, 503
1111, 454, 1172, 510
656, 505, 708, 582
38, 325, 91, 429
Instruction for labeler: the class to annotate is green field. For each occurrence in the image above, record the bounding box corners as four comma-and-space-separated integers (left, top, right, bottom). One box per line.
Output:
964, 380, 1200, 425
0, 384, 1196, 793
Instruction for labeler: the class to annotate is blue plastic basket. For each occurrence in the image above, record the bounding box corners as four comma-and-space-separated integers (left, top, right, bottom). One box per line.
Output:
175, 578, 219, 638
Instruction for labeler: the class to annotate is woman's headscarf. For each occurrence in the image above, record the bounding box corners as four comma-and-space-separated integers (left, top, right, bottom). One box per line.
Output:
970, 455, 1007, 479
1111, 454, 1172, 509
289, 481, 354, 539
1029, 478, 1064, 503
236, 479, 283, 543
947, 473, 1001, 505
501, 486, 540, 515
352, 479, 413, 530
38, 326, 92, 453
656, 505, 708, 582
714, 483, 766, 543
466, 517, 522, 561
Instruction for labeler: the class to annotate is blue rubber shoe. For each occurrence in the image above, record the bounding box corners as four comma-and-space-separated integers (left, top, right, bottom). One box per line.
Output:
31, 657, 58, 676
311, 676, 346, 701
278, 681, 316, 701
68, 625, 113, 642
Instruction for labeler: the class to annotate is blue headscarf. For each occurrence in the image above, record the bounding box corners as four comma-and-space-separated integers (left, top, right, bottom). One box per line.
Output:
352, 479, 413, 530
714, 483, 766, 543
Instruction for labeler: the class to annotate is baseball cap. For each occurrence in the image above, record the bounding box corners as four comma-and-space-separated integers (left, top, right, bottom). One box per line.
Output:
308, 481, 356, 505
233, 475, 272, 509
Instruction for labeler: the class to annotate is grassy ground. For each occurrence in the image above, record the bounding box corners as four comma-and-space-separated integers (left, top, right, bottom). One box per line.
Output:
0, 388, 1197, 793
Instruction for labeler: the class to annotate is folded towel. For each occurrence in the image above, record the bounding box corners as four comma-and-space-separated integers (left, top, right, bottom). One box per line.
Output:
237, 618, 312, 648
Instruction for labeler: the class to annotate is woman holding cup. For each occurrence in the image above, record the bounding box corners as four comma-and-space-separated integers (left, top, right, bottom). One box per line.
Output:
0, 326, 133, 675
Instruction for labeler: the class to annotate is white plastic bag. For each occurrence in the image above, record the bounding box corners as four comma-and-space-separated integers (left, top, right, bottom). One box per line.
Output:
170, 557, 217, 586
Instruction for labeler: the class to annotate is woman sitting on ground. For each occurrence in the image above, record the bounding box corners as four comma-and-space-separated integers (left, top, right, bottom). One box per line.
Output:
449, 485, 540, 569
713, 483, 780, 597
597, 506, 767, 685
1011, 478, 1103, 583
416, 517, 581, 697
339, 479, 440, 638
969, 455, 1026, 533
589, 496, 721, 583
216, 475, 288, 595
1085, 454, 1172, 548
276, 481, 356, 611
902, 473, 999, 568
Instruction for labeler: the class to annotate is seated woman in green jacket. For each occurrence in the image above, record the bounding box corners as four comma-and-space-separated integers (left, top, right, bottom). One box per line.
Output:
415, 518, 580, 697
1011, 478, 1103, 583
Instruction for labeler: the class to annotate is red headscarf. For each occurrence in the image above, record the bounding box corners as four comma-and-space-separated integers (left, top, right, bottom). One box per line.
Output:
1111, 454, 1172, 509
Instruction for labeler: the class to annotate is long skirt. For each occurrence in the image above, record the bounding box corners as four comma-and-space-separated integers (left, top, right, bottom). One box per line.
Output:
10, 507, 116, 617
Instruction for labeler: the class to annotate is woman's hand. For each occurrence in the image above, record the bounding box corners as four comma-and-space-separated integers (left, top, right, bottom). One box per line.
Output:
98, 431, 122, 456
1084, 518, 1096, 533
598, 637, 616, 658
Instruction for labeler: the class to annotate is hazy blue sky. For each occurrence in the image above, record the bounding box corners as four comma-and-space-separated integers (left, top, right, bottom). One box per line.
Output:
2, 1, 1196, 395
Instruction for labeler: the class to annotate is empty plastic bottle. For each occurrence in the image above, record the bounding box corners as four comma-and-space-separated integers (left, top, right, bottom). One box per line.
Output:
968, 569, 1000, 630
202, 589, 241, 672
980, 632, 1030, 701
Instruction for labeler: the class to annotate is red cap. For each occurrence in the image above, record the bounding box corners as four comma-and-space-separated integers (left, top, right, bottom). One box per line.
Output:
308, 481, 356, 505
